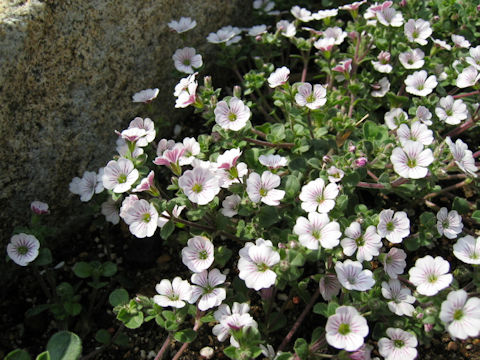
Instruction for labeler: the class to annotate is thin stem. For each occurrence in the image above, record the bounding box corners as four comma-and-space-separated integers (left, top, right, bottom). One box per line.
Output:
243, 137, 295, 149
444, 117, 476, 138
424, 180, 468, 199
154, 334, 172, 360
32, 265, 52, 300
307, 110, 315, 139
277, 287, 320, 352
453, 90, 480, 99
171, 311, 204, 360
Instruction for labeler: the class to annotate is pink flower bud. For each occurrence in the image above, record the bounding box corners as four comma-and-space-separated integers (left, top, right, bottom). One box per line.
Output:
31, 201, 49, 215
424, 323, 433, 332
348, 143, 356, 152
233, 85, 242, 98
323, 155, 331, 163
355, 157, 367, 167
399, 0, 407, 7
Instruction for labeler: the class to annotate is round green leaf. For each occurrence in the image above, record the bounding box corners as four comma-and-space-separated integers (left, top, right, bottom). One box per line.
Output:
46, 331, 82, 360
72, 262, 92, 279
174, 329, 197, 343
5, 349, 31, 360
109, 288, 129, 307
95, 329, 111, 345
101, 262, 117, 277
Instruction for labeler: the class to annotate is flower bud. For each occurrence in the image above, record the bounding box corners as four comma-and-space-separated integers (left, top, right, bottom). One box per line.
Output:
424, 323, 433, 333
233, 85, 242, 98
323, 155, 331, 163
348, 31, 358, 40
203, 76, 212, 88
354, 157, 367, 167
399, 0, 407, 6
348, 142, 356, 152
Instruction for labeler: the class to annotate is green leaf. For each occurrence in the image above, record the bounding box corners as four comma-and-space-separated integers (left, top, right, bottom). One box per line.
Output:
327, 302, 339, 316
452, 196, 470, 215
258, 206, 280, 227
162, 310, 176, 322
311, 327, 324, 343
73, 262, 92, 279
313, 302, 328, 317
5, 349, 31, 360
363, 120, 388, 143
95, 329, 111, 345
25, 304, 50, 318
46, 331, 82, 360
35, 248, 52, 266
293, 338, 309, 360
101, 262, 117, 277
200, 313, 216, 323
109, 289, 129, 307
124, 312, 144, 329
266, 123, 286, 142
288, 157, 307, 172
267, 312, 287, 332
35, 352, 50, 360
56, 282, 74, 298
472, 210, 480, 223
214, 246, 233, 267
276, 353, 293, 360
112, 332, 129, 347
284, 175, 300, 200
223, 346, 238, 359
174, 329, 197, 343
160, 220, 175, 240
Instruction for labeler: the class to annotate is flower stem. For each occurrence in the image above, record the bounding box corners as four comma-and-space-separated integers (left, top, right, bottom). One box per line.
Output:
277, 287, 320, 352
154, 334, 172, 360
453, 90, 480, 99
171, 310, 204, 360
424, 180, 468, 199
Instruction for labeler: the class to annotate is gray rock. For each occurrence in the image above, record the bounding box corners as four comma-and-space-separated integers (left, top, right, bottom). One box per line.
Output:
0, 0, 248, 242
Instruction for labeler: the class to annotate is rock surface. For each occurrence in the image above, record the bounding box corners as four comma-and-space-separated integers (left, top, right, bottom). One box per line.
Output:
0, 0, 246, 242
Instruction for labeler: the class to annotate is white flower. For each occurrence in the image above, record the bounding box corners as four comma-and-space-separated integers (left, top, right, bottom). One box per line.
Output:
214, 97, 251, 131
216, 148, 248, 188
259, 154, 287, 169
246, 171, 285, 206
119, 194, 139, 219
293, 212, 341, 250
181, 236, 215, 273
466, 45, 480, 70
405, 70, 437, 96
276, 20, 296, 38
31, 200, 49, 215
153, 144, 185, 174
290, 6, 313, 22
404, 19, 432, 45
168, 17, 197, 33
247, 24, 267, 37
221, 194, 241, 217
238, 240, 280, 290
172, 47, 202, 74
101, 198, 120, 225
207, 26, 241, 45
372, 51, 392, 73
341, 222, 382, 262
70, 170, 104, 201
436, 208, 463, 239
377, 209, 410, 244
154, 277, 192, 308
268, 66, 290, 88
433, 38, 452, 50
132, 88, 159, 103
335, 260, 375, 291
128, 117, 156, 147
325, 306, 369, 351
327, 166, 345, 183
212, 303, 257, 347
381, 279, 416, 317
174, 73, 198, 108
339, 1, 366, 11
456, 66, 480, 88
319, 274, 342, 301
313, 37, 336, 52
312, 9, 338, 20
399, 48, 425, 69
190, 269, 226, 311
121, 199, 158, 238
299, 178, 339, 213
416, 106, 432, 125
452, 34, 470, 48
323, 27, 347, 45
158, 204, 185, 228
371, 77, 390, 97
179, 137, 200, 166
7, 233, 40, 266
102, 158, 139, 193
391, 141, 433, 179
253, 0, 275, 12
382, 247, 407, 279
453, 236, 480, 265
378, 328, 418, 360
178, 167, 221, 205
446, 137, 478, 177
295, 83, 327, 110
435, 96, 468, 125
376, 7, 404, 27
440, 290, 480, 340
408, 255, 452, 296
116, 137, 144, 158
397, 122, 433, 146
384, 108, 408, 130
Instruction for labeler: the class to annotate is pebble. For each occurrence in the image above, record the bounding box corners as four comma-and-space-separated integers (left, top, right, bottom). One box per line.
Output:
140, 350, 146, 359
447, 342, 458, 351
147, 350, 156, 359
465, 344, 473, 350
200, 346, 215, 359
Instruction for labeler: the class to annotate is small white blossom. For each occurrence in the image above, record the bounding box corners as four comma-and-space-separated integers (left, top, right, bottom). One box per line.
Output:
259, 154, 288, 169
371, 76, 390, 97
154, 277, 192, 308
179, 137, 200, 166
246, 171, 285, 206
172, 47, 203, 74
341, 222, 382, 262
372, 51, 392, 73
409, 255, 453, 296
435, 96, 468, 125
325, 306, 369, 351
391, 141, 433, 179
182, 236, 214, 273
382, 247, 407, 279
399, 48, 425, 69
276, 20, 296, 38
384, 108, 408, 130
466, 45, 480, 70
416, 106, 432, 125
207, 26, 241, 45
335, 260, 375, 291
299, 178, 339, 213
290, 6, 313, 22
319, 274, 342, 301
168, 17, 197, 33
327, 166, 345, 183
440, 290, 480, 340
268, 67, 290, 88
174, 73, 198, 108
456, 66, 480, 88
436, 207, 463, 239
31, 200, 49, 215
70, 171, 104, 201
121, 199, 158, 238
212, 303, 257, 347
248, 24, 267, 37
378, 328, 418, 360
102, 158, 139, 194
381, 279, 416, 316
132, 88, 159, 103
453, 236, 480, 265
221, 194, 241, 217
405, 70, 437, 96
323, 27, 347, 45
214, 97, 251, 131
452, 34, 470, 48
190, 269, 226, 311
295, 83, 327, 110
396, 122, 434, 146
178, 167, 221, 205
101, 198, 120, 225
376, 7, 404, 27
404, 18, 432, 45
377, 209, 410, 244
312, 9, 338, 20
446, 137, 477, 177
293, 212, 341, 250
7, 233, 40, 266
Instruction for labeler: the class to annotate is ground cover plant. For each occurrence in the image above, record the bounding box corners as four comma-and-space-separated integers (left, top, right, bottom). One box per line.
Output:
4, 0, 480, 359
